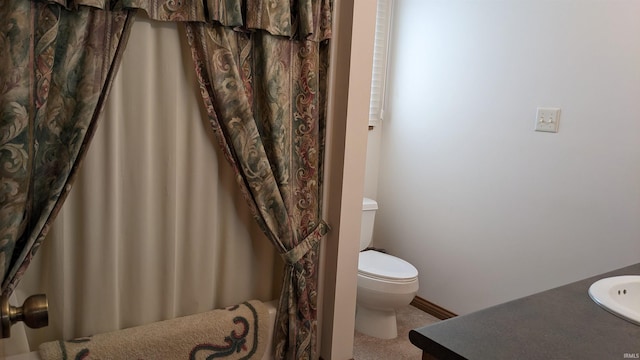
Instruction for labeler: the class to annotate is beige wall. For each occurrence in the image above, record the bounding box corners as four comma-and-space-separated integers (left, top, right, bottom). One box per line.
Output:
320, 0, 377, 358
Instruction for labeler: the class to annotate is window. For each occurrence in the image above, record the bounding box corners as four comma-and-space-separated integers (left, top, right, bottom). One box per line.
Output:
369, 0, 393, 127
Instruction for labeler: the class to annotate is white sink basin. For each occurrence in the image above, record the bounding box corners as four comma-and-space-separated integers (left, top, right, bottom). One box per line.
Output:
588, 275, 640, 326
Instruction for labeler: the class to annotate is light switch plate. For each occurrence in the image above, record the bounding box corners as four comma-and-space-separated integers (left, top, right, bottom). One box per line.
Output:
535, 107, 561, 133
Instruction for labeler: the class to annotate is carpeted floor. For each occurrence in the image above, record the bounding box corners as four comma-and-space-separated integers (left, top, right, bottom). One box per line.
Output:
353, 305, 440, 359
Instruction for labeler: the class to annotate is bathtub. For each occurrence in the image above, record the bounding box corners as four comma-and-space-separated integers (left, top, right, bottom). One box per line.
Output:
5, 300, 277, 360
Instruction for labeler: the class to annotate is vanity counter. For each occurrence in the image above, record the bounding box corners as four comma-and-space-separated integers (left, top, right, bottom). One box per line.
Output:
409, 263, 640, 360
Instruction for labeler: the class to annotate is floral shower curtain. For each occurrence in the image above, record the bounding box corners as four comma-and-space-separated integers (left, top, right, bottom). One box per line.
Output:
184, 9, 331, 358
0, 0, 135, 296
1, 0, 332, 358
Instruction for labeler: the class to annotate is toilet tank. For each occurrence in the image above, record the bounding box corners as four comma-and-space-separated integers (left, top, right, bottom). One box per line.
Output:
360, 198, 378, 251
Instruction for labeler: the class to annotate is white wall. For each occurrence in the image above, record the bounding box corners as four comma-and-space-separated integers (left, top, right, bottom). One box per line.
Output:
370, 0, 640, 315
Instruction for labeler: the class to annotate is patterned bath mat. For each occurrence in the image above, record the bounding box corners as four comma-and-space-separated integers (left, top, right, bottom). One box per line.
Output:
39, 300, 268, 360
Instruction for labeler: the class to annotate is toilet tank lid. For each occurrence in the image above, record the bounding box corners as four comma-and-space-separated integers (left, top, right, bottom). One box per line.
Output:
362, 197, 378, 211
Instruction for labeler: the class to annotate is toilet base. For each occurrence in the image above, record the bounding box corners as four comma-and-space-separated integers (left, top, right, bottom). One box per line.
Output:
355, 305, 398, 339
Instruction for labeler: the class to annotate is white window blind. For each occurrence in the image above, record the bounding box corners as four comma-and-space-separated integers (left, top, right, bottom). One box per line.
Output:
369, 0, 393, 127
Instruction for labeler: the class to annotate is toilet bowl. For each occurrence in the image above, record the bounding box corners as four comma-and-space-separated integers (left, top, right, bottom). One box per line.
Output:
355, 198, 419, 339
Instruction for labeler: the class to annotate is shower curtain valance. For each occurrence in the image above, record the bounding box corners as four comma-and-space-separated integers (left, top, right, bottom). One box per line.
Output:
38, 0, 332, 41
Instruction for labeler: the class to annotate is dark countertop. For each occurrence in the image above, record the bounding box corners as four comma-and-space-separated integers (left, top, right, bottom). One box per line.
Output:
409, 263, 640, 360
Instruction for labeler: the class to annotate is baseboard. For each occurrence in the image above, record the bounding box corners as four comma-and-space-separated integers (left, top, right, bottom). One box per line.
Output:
410, 296, 457, 320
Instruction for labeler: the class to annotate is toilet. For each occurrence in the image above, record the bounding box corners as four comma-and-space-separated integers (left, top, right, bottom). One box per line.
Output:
355, 198, 419, 339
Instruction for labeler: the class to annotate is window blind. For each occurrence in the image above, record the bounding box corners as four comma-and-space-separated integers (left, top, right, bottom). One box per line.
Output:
369, 0, 393, 127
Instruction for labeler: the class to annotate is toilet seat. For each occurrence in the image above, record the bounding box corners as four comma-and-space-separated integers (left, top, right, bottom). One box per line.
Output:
358, 250, 418, 282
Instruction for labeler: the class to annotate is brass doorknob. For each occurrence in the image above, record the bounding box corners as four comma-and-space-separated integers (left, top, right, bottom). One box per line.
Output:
1, 294, 48, 338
